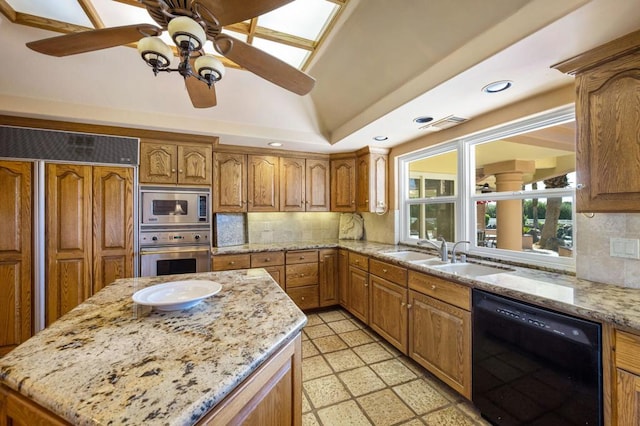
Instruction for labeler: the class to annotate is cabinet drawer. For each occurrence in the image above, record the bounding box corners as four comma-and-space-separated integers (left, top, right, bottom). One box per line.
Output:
286, 250, 318, 264
287, 286, 319, 310
212, 254, 251, 271
616, 330, 640, 375
286, 263, 319, 288
349, 252, 369, 271
370, 259, 407, 286
251, 251, 285, 267
264, 265, 285, 289
408, 271, 470, 311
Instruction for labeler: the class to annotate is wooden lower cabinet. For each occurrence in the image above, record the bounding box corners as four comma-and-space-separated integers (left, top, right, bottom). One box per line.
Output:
285, 250, 319, 310
369, 275, 408, 354
0, 334, 303, 426
0, 161, 33, 356
251, 251, 285, 288
212, 253, 252, 271
347, 266, 369, 324
319, 249, 339, 307
408, 287, 471, 399
338, 250, 349, 306
613, 329, 640, 425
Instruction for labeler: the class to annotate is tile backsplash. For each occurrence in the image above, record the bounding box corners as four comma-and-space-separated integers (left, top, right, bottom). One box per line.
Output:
576, 212, 640, 288
248, 212, 341, 243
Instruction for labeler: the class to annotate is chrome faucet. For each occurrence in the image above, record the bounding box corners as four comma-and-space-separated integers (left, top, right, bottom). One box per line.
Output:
417, 236, 448, 262
451, 241, 470, 263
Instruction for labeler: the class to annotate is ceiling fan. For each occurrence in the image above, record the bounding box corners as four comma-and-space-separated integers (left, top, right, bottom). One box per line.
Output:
25, 0, 316, 108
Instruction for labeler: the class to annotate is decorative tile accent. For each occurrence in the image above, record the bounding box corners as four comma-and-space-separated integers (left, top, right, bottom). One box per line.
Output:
324, 349, 365, 372
317, 400, 372, 425
357, 389, 415, 426
304, 375, 351, 408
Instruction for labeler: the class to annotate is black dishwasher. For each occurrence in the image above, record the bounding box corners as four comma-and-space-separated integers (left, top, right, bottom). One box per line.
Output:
472, 289, 602, 426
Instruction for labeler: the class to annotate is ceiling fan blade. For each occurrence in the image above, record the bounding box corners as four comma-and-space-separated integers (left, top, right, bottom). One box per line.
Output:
26, 24, 163, 57
215, 34, 315, 95
185, 76, 217, 108
196, 0, 294, 26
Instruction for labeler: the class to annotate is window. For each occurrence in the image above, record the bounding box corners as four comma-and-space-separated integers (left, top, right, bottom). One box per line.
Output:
399, 107, 576, 270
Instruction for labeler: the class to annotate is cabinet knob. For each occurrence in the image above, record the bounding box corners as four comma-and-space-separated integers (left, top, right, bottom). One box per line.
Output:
265, 258, 271, 262
364, 283, 368, 287
301, 296, 305, 301
299, 256, 305, 260
431, 284, 436, 290
171, 168, 176, 173
229, 261, 235, 265
355, 259, 359, 264
382, 268, 388, 273
576, 183, 585, 190
365, 199, 369, 203
401, 302, 406, 308
179, 169, 183, 173
407, 304, 412, 309
300, 273, 305, 277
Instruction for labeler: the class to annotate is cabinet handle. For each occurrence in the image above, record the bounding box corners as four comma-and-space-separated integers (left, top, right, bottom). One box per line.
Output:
364, 283, 368, 287
382, 268, 388, 273
229, 261, 235, 265
355, 259, 360, 264
401, 302, 406, 307
365, 199, 369, 203
299, 256, 305, 260
407, 304, 412, 309
300, 273, 305, 277
431, 284, 436, 290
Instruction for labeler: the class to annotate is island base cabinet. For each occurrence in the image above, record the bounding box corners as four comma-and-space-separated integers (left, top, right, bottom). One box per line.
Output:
0, 386, 69, 426
199, 333, 302, 426
408, 290, 471, 399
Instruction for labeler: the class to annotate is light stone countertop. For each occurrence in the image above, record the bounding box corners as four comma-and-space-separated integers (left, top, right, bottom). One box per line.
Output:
214, 240, 640, 330
0, 269, 306, 426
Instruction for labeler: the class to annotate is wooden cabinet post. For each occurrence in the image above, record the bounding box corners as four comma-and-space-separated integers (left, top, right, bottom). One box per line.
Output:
0, 161, 32, 355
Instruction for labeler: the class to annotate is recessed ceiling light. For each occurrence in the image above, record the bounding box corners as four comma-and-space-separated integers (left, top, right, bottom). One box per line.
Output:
373, 136, 388, 141
268, 142, 283, 147
482, 80, 513, 93
413, 116, 433, 124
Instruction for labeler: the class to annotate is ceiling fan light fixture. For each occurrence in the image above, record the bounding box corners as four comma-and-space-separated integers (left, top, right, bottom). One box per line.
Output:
168, 16, 206, 51
195, 55, 225, 83
137, 36, 173, 69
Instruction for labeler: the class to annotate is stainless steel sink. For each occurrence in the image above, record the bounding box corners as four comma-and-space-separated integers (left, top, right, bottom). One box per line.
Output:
429, 262, 512, 276
380, 250, 435, 261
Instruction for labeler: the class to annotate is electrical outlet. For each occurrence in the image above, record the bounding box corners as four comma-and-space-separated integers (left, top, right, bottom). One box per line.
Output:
610, 238, 640, 259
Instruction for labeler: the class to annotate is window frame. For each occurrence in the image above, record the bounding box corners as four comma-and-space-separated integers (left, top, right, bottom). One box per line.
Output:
398, 106, 576, 271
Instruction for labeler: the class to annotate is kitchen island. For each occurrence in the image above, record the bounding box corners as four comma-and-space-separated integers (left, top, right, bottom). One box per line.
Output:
0, 269, 306, 425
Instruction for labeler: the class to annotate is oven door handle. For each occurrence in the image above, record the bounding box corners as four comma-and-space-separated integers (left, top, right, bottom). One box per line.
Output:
140, 247, 211, 255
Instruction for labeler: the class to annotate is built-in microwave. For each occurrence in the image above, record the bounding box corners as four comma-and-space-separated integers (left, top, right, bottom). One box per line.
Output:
140, 187, 210, 226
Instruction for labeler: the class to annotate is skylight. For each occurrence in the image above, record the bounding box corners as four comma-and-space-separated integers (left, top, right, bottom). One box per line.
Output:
2, 0, 348, 71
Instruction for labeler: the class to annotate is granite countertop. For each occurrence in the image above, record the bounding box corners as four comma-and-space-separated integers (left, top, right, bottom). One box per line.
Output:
0, 269, 306, 426
214, 240, 640, 330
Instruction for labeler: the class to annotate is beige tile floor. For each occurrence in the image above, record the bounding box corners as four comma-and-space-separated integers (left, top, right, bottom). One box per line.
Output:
301, 308, 491, 426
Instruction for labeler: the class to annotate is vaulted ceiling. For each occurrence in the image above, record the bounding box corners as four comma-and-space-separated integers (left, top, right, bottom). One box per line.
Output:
1, 0, 639, 153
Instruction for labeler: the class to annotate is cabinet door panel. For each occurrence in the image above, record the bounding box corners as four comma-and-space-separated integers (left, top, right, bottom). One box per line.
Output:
306, 159, 330, 212
409, 290, 471, 398
140, 142, 176, 184
370, 275, 407, 354
214, 152, 246, 212
178, 144, 212, 185
319, 249, 338, 307
330, 158, 356, 212
347, 266, 368, 324
617, 368, 640, 426
338, 250, 348, 306
248, 155, 279, 211
280, 157, 305, 211
0, 161, 32, 354
93, 166, 133, 293
46, 164, 92, 325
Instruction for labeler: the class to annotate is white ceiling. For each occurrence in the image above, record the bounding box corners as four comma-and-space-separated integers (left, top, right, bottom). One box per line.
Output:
1, 0, 639, 154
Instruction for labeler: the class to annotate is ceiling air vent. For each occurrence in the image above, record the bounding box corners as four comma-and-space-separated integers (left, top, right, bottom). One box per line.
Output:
419, 115, 467, 131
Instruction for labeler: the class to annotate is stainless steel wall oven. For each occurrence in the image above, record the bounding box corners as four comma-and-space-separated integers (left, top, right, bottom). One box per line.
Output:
139, 186, 211, 277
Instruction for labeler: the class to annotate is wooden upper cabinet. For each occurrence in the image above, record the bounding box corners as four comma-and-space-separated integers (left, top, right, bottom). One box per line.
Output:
553, 29, 640, 212
214, 152, 247, 212
356, 149, 388, 213
0, 161, 32, 355
306, 159, 330, 212
140, 141, 211, 185
280, 157, 305, 211
46, 163, 93, 326
331, 157, 356, 212
92, 166, 134, 293
248, 155, 279, 212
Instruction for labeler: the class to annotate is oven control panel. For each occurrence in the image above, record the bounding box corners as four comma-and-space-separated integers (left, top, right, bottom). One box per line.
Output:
140, 230, 210, 246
